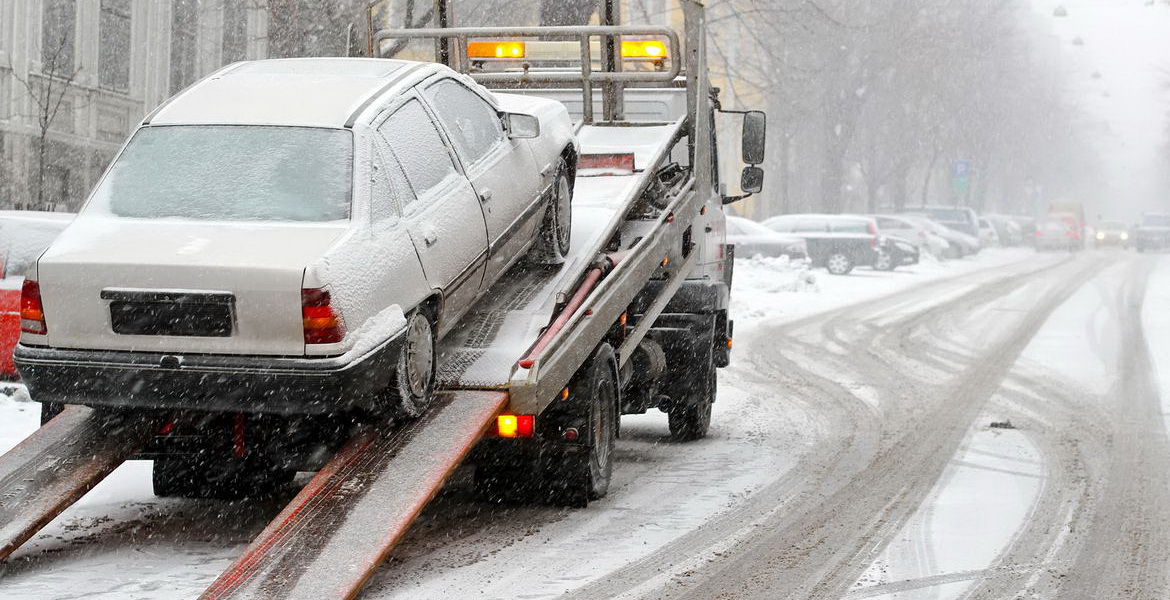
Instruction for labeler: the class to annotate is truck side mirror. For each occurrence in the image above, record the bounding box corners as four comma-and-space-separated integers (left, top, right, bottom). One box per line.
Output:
741, 166, 764, 194
742, 110, 766, 165
504, 113, 540, 139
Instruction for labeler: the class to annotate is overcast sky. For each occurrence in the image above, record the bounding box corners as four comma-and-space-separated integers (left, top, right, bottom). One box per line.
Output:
1030, 0, 1170, 219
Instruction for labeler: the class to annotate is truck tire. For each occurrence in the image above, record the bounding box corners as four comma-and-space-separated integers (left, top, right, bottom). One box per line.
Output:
389, 310, 436, 419
530, 160, 573, 266
668, 355, 715, 441
153, 455, 294, 499
547, 344, 618, 508
826, 250, 854, 275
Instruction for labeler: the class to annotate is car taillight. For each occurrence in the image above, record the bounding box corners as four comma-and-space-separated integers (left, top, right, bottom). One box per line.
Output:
20, 279, 47, 335
302, 288, 345, 345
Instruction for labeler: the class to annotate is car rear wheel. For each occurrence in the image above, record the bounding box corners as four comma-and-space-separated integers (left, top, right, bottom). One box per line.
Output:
873, 251, 895, 272
390, 310, 436, 419
530, 160, 572, 266
826, 251, 854, 275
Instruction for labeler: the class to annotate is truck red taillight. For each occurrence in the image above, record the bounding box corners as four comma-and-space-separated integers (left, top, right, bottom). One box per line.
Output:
496, 415, 535, 438
302, 288, 345, 345
20, 279, 47, 335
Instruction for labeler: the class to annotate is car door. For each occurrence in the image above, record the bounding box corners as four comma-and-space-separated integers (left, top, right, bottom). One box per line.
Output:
377, 97, 489, 333
421, 77, 543, 284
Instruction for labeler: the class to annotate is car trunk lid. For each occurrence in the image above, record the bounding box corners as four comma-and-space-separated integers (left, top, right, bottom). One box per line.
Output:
36, 218, 347, 356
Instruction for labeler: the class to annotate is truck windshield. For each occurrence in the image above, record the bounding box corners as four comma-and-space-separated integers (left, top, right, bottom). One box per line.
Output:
88, 126, 353, 222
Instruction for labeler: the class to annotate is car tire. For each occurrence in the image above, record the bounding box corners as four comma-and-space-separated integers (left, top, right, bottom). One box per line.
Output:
873, 251, 895, 272
389, 310, 437, 420
825, 251, 854, 275
530, 160, 573, 266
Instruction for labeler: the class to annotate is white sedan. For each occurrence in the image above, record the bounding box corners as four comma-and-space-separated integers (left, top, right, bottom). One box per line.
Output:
16, 58, 577, 418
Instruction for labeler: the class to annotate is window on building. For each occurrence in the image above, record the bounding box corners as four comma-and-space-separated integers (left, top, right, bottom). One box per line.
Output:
41, 0, 77, 76
99, 0, 131, 92
170, 0, 200, 95
221, 0, 248, 64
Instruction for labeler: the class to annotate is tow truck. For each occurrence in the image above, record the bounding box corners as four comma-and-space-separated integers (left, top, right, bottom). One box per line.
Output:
0, 1, 766, 597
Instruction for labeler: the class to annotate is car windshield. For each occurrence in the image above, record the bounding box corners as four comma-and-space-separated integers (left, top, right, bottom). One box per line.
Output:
1143, 214, 1170, 227
87, 126, 353, 222
920, 208, 970, 224
831, 220, 870, 233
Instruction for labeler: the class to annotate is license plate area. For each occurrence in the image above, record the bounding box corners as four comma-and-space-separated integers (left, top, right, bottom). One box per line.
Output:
102, 289, 235, 337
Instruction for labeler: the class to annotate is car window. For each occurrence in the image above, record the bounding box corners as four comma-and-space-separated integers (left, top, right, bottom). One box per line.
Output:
90, 126, 352, 222
370, 141, 413, 222
424, 79, 505, 165
877, 217, 904, 229
829, 219, 868, 233
379, 99, 460, 198
794, 219, 827, 232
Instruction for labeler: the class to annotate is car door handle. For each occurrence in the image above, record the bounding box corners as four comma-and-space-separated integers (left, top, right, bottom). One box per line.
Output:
479, 189, 493, 203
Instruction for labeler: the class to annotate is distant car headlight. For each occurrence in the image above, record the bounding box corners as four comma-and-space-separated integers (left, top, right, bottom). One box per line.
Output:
1096, 232, 1105, 240
1121, 232, 1129, 241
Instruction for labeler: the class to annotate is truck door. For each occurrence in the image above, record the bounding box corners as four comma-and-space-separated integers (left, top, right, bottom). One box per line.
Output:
378, 98, 488, 332
422, 78, 542, 284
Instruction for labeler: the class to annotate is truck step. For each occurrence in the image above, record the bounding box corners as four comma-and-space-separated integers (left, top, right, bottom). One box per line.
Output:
0, 405, 162, 561
198, 390, 507, 600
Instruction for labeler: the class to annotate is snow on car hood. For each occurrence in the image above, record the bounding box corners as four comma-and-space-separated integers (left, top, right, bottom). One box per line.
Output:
35, 217, 349, 355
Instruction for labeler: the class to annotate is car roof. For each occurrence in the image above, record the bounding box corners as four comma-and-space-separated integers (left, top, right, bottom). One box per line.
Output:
147, 58, 437, 129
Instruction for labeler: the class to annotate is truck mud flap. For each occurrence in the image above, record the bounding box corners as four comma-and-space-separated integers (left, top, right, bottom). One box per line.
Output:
199, 390, 506, 600
0, 405, 163, 561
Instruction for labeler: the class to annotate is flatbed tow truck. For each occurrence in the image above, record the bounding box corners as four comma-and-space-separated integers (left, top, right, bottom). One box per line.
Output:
0, 1, 765, 598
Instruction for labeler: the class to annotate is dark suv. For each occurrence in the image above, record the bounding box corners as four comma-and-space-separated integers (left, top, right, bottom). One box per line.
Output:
1135, 213, 1170, 252
761, 214, 883, 275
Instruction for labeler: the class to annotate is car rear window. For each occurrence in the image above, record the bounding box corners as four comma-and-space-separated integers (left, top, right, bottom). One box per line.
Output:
89, 126, 353, 222
829, 219, 869, 233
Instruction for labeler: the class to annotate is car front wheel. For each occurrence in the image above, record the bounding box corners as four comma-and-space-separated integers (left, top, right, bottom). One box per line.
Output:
530, 159, 572, 266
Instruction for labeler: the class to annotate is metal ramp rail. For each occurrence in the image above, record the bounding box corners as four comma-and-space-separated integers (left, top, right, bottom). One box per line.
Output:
0, 405, 163, 561
197, 391, 505, 600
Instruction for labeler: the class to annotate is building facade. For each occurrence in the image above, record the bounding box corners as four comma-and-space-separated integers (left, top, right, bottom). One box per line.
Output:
0, 0, 268, 211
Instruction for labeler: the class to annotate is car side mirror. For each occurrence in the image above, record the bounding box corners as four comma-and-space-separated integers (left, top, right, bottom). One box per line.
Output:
742, 110, 766, 165
504, 113, 540, 139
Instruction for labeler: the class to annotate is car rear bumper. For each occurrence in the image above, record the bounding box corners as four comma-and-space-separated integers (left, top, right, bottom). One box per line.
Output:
14, 332, 405, 415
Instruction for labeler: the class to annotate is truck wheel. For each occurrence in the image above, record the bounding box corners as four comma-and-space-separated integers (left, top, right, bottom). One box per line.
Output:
389, 310, 436, 419
153, 456, 294, 499
826, 251, 854, 275
547, 344, 617, 508
530, 160, 573, 266
668, 357, 715, 441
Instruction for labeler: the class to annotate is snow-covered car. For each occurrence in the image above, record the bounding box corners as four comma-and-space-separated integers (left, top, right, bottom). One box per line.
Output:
872, 214, 950, 258
0, 211, 74, 379
901, 215, 980, 258
977, 218, 1001, 247
762, 214, 883, 275
1134, 213, 1170, 252
725, 216, 808, 260
1035, 218, 1081, 252
1093, 221, 1130, 247
874, 236, 920, 271
15, 58, 577, 418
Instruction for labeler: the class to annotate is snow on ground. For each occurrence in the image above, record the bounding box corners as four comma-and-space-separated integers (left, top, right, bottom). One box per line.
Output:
1141, 256, 1170, 435
0, 247, 1038, 600
847, 252, 1130, 599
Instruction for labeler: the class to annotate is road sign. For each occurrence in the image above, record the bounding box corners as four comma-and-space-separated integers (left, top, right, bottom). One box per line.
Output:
951, 160, 971, 195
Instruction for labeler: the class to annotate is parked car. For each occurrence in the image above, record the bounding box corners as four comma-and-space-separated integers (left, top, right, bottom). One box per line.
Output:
982, 214, 1025, 246
904, 205, 981, 240
725, 216, 808, 260
762, 214, 883, 275
900, 215, 980, 258
977, 218, 1001, 247
0, 211, 74, 380
1134, 213, 1170, 252
1035, 218, 1082, 252
872, 214, 950, 258
874, 236, 921, 271
1093, 221, 1130, 248
15, 58, 577, 419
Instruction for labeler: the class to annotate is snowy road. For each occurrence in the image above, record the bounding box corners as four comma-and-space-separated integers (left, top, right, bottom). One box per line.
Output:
3, 249, 1170, 600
